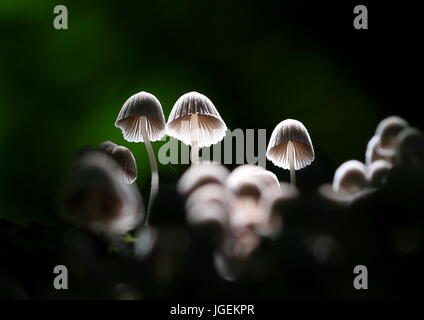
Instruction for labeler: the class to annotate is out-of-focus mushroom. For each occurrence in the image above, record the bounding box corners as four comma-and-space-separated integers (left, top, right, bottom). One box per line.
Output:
110, 146, 138, 184
365, 135, 393, 165
167, 92, 227, 165
266, 119, 314, 185
319, 160, 372, 205
177, 162, 229, 196
64, 151, 144, 236
98, 141, 118, 154
374, 116, 409, 156
394, 127, 424, 167
115, 91, 166, 225
368, 160, 393, 187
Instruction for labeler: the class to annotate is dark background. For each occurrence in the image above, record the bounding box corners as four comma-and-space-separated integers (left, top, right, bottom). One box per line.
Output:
1, 0, 423, 300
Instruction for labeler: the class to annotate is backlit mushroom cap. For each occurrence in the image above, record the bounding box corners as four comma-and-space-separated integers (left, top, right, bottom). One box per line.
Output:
230, 164, 280, 189
375, 116, 409, 156
177, 162, 229, 196
98, 141, 118, 154
368, 160, 393, 187
365, 135, 393, 165
65, 151, 143, 235
115, 91, 166, 142
111, 146, 138, 184
394, 127, 424, 167
266, 119, 315, 170
167, 92, 227, 147
333, 160, 368, 195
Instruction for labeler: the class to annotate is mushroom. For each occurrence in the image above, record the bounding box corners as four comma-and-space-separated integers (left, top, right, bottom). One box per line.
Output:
394, 127, 424, 168
97, 141, 137, 184
64, 151, 143, 236
374, 116, 409, 157
266, 119, 314, 185
365, 135, 393, 165
115, 91, 166, 225
110, 146, 138, 184
177, 162, 229, 196
167, 92, 227, 165
368, 160, 392, 187
333, 160, 369, 196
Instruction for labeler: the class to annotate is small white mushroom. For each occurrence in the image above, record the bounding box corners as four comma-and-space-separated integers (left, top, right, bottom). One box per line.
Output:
110, 146, 138, 184
177, 162, 229, 196
374, 116, 409, 157
167, 92, 227, 165
266, 119, 315, 185
365, 135, 393, 165
115, 91, 166, 225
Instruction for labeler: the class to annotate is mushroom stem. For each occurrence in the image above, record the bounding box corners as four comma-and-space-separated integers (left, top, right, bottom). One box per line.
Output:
190, 114, 200, 165
140, 116, 158, 226
288, 141, 296, 185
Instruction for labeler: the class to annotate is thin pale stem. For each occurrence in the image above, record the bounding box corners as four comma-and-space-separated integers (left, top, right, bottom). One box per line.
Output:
288, 141, 296, 186
190, 114, 199, 165
140, 116, 158, 226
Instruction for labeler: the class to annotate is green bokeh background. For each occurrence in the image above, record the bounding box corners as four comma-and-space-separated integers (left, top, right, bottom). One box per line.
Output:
0, 1, 407, 224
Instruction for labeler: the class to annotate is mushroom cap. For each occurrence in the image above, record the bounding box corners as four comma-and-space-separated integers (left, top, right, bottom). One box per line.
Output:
368, 159, 392, 187
394, 127, 424, 167
98, 141, 118, 154
115, 91, 166, 142
177, 162, 230, 196
226, 165, 280, 194
110, 146, 138, 184
167, 91, 227, 148
266, 119, 315, 170
65, 151, 143, 235
365, 135, 393, 165
333, 160, 368, 195
375, 116, 409, 155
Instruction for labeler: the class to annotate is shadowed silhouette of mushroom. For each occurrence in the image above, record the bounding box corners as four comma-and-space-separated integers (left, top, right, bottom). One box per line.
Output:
394, 127, 424, 168
368, 160, 393, 187
266, 119, 314, 185
97, 141, 137, 184
115, 91, 166, 225
167, 92, 227, 165
64, 151, 144, 236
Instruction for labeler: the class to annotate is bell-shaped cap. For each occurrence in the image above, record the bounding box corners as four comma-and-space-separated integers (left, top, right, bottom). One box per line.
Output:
365, 135, 393, 165
333, 160, 368, 195
98, 141, 118, 154
394, 127, 424, 167
167, 92, 227, 148
266, 119, 315, 170
375, 116, 409, 156
65, 151, 143, 235
226, 165, 280, 195
177, 162, 229, 196
110, 146, 138, 184
368, 160, 392, 187
115, 91, 166, 142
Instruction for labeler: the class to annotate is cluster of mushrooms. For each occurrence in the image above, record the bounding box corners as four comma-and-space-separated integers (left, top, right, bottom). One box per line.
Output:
319, 116, 424, 205
64, 90, 423, 281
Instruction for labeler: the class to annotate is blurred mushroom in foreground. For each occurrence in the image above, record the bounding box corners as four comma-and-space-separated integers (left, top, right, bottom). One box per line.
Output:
167, 92, 227, 165
365, 135, 393, 165
394, 127, 424, 168
374, 116, 409, 157
98, 141, 138, 184
64, 151, 144, 237
267, 119, 314, 185
115, 91, 166, 225
177, 162, 229, 196
368, 160, 393, 187
319, 160, 372, 205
